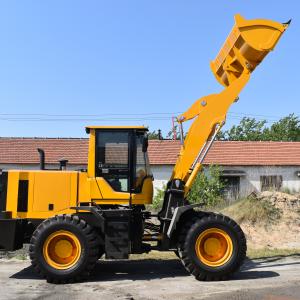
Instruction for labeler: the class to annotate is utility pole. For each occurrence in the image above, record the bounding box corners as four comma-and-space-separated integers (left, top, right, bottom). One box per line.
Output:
172, 116, 177, 140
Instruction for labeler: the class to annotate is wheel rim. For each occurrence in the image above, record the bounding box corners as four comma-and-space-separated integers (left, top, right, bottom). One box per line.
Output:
195, 228, 233, 267
43, 230, 81, 270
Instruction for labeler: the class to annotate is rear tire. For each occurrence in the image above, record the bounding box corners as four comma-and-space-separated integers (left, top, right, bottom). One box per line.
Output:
29, 214, 100, 283
177, 213, 246, 281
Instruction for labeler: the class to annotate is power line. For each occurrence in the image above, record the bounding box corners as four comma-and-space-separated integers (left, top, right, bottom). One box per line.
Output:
0, 111, 297, 118
0, 112, 182, 117
0, 111, 297, 123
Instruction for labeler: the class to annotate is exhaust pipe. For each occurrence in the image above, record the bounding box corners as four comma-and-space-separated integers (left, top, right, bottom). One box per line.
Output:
37, 148, 45, 170
59, 159, 68, 171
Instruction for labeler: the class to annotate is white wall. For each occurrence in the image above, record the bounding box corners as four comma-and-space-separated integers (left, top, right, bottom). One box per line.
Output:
239, 166, 300, 195
212, 165, 300, 197
150, 164, 300, 197
151, 165, 173, 192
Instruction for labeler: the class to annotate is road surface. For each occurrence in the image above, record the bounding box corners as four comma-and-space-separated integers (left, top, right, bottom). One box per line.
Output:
0, 255, 299, 300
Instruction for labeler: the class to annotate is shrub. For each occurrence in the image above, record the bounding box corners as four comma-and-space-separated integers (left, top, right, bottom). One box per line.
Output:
150, 165, 224, 210
188, 165, 224, 208
151, 184, 166, 210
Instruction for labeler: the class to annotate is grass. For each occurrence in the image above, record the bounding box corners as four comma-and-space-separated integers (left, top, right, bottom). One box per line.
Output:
2, 248, 299, 261
13, 254, 28, 260
247, 248, 300, 259
221, 196, 281, 224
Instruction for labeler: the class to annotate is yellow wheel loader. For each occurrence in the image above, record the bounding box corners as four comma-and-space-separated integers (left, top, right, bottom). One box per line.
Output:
0, 15, 289, 283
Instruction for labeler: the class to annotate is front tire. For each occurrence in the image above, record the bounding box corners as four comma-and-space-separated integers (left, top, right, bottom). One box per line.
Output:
177, 213, 246, 281
29, 215, 100, 283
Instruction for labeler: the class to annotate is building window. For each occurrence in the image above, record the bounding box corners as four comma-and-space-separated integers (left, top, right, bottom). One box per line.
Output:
260, 175, 282, 191
220, 176, 240, 201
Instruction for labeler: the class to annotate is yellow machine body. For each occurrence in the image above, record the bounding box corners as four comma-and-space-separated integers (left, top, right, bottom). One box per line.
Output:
211, 14, 287, 87
6, 170, 77, 219
5, 170, 153, 219
3, 126, 153, 220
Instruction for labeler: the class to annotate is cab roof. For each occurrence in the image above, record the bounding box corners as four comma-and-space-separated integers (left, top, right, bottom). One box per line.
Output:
85, 125, 148, 133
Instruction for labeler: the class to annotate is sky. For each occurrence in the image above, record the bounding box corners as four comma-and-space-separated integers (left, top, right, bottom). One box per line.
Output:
0, 0, 299, 138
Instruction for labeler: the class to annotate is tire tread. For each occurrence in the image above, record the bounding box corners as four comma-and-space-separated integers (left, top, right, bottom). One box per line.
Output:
177, 212, 247, 281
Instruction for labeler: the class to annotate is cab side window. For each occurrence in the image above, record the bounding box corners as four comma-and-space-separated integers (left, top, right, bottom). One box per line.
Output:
96, 131, 129, 192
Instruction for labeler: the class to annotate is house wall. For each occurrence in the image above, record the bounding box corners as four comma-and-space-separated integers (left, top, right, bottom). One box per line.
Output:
151, 165, 173, 192
217, 165, 300, 197
232, 166, 300, 196
149, 165, 300, 197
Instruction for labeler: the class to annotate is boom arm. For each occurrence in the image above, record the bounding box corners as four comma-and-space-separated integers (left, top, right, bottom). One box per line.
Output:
170, 14, 289, 195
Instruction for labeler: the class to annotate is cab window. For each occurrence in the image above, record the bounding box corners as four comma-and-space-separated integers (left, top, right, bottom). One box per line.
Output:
134, 134, 151, 192
96, 131, 129, 192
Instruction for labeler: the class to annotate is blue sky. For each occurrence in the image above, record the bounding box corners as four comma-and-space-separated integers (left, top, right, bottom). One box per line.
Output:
0, 0, 298, 137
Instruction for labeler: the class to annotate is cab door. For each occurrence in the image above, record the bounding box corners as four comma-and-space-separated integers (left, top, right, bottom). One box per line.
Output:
94, 130, 131, 201
96, 130, 130, 192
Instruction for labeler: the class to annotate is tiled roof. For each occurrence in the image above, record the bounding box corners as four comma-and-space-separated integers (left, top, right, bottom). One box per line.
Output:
0, 138, 88, 165
203, 141, 300, 166
148, 140, 181, 165
0, 137, 299, 166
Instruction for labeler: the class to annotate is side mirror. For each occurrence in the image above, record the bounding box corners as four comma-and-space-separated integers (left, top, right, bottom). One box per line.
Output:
142, 135, 148, 152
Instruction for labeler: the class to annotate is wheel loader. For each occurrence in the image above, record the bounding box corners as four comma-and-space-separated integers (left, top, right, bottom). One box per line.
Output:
0, 15, 289, 283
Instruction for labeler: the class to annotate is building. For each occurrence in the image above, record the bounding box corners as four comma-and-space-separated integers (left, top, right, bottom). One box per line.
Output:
0, 137, 299, 199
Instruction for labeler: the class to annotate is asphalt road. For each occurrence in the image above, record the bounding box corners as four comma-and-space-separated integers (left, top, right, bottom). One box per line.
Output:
0, 256, 299, 300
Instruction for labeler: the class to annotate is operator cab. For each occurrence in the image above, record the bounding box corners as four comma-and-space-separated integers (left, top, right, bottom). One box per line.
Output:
86, 126, 152, 196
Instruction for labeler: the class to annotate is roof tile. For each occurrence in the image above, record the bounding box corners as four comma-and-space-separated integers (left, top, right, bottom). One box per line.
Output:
0, 138, 299, 166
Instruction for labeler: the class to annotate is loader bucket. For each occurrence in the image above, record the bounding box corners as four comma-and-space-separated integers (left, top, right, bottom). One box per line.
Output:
210, 14, 290, 87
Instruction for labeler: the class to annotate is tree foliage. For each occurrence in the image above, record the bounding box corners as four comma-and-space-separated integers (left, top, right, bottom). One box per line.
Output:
148, 130, 161, 140
218, 114, 300, 141
188, 165, 224, 207
148, 127, 181, 140
166, 125, 181, 140
149, 114, 300, 141
264, 114, 300, 141
151, 184, 166, 210
150, 166, 224, 210
221, 117, 267, 141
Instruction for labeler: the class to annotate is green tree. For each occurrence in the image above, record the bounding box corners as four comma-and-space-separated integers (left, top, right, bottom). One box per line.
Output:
263, 114, 300, 141
188, 165, 224, 207
148, 130, 162, 140
151, 184, 166, 210
166, 125, 181, 140
220, 114, 300, 141
221, 117, 267, 141
216, 130, 226, 140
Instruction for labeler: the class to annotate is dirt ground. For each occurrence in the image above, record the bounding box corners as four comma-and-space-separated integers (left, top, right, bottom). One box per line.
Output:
225, 191, 300, 249
0, 256, 300, 300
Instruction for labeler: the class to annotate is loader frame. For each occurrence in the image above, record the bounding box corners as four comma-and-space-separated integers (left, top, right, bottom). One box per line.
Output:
0, 14, 290, 283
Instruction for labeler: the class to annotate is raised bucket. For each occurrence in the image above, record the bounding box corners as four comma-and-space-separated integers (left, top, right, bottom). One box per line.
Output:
210, 14, 290, 87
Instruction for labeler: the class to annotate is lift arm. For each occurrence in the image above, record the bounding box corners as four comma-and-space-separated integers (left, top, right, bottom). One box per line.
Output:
171, 14, 290, 196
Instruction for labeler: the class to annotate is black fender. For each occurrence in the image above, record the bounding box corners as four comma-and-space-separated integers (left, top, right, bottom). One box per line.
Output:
167, 204, 204, 238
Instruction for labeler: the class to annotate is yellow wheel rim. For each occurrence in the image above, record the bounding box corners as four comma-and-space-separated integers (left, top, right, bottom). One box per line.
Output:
43, 230, 81, 270
195, 228, 233, 267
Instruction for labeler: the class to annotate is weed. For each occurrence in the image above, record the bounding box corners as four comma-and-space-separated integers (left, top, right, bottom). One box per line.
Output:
221, 196, 282, 225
